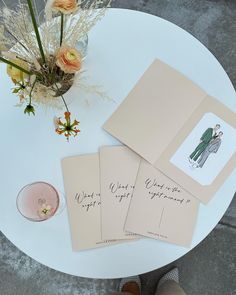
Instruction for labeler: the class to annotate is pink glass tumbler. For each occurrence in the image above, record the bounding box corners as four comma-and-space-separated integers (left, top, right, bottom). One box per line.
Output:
16, 182, 60, 222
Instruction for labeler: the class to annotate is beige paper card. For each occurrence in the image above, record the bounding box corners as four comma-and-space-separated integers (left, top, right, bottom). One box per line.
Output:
103, 59, 236, 203
61, 154, 117, 251
100, 146, 141, 240
155, 96, 236, 204
103, 59, 206, 165
125, 160, 199, 247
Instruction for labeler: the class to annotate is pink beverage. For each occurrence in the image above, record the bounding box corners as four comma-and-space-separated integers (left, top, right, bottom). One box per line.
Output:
16, 182, 59, 222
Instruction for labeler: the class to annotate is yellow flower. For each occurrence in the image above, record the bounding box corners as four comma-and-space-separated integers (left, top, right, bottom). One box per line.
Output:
7, 59, 29, 82
56, 46, 82, 74
51, 0, 78, 14
38, 203, 53, 219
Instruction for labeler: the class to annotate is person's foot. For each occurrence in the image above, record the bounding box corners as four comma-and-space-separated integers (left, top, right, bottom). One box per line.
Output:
157, 267, 179, 289
192, 162, 199, 168
188, 157, 194, 163
119, 275, 141, 295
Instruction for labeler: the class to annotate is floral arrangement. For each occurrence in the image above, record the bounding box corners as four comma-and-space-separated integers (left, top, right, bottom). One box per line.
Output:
0, 0, 111, 140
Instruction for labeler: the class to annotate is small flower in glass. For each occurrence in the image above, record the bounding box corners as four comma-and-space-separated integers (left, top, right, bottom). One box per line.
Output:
38, 203, 53, 219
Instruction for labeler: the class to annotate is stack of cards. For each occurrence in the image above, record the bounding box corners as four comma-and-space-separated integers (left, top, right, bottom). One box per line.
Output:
62, 59, 236, 251
62, 146, 142, 251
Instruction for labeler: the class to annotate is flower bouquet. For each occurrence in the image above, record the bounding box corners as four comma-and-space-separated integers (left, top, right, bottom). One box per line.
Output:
0, 0, 111, 140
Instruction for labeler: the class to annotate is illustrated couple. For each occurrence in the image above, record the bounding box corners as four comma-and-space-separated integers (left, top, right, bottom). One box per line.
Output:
189, 124, 223, 168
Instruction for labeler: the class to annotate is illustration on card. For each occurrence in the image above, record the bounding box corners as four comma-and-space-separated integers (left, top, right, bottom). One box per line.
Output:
189, 124, 223, 168
170, 113, 236, 185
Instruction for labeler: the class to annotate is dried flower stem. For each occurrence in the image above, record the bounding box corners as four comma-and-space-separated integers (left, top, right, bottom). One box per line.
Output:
0, 56, 31, 75
60, 13, 64, 46
26, 0, 46, 64
4, 28, 30, 54
29, 79, 37, 105
55, 83, 69, 113
60, 93, 69, 113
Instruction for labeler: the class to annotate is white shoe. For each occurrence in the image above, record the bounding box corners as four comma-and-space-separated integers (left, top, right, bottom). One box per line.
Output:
157, 267, 179, 289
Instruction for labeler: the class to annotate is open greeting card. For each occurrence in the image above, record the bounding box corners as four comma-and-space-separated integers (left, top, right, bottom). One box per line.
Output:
103, 59, 236, 204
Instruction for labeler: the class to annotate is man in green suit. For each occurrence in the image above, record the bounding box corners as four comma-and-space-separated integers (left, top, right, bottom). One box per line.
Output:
189, 124, 220, 162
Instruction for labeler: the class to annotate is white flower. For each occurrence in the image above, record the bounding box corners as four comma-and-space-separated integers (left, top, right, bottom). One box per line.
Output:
18, 87, 30, 102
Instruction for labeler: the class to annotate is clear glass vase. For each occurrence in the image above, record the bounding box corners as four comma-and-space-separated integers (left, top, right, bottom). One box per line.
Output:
76, 34, 88, 60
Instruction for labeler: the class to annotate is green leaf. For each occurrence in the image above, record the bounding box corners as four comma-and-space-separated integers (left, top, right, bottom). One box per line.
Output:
24, 104, 35, 116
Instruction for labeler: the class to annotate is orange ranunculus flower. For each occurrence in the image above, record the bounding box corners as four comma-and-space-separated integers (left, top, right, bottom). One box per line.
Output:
52, 0, 78, 14
56, 46, 82, 74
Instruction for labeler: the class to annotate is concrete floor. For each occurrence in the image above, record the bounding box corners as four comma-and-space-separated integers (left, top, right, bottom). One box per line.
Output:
0, 0, 236, 294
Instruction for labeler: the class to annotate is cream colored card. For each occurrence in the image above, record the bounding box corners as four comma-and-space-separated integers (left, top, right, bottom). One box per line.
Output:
155, 97, 236, 204
103, 59, 236, 203
125, 160, 199, 247
61, 154, 117, 251
103, 59, 206, 165
100, 146, 141, 240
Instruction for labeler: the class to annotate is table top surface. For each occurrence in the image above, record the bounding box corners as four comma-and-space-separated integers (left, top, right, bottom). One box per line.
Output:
0, 8, 236, 279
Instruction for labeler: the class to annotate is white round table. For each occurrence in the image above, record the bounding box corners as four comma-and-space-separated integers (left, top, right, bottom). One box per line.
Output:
0, 8, 235, 279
